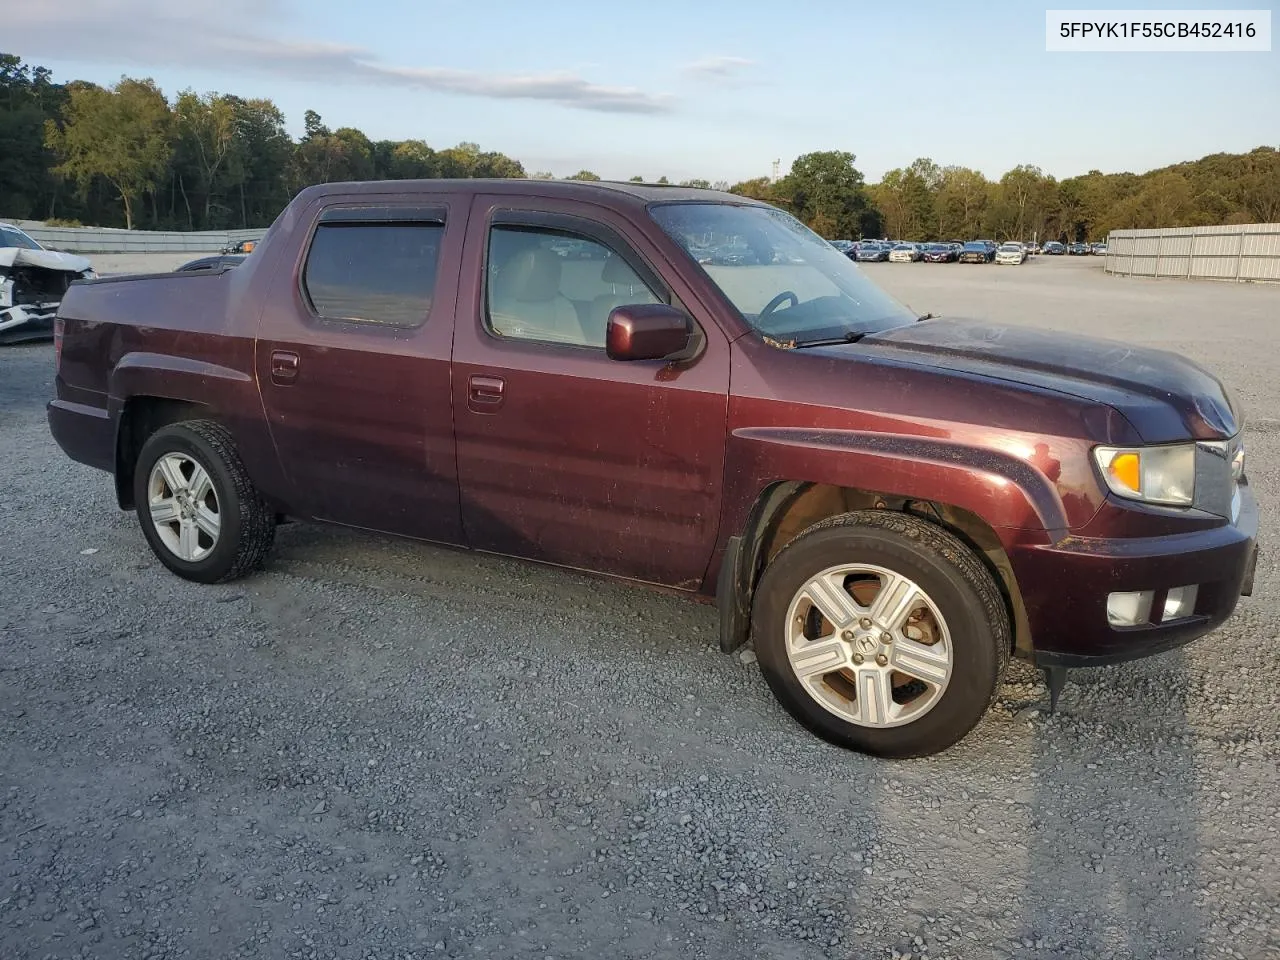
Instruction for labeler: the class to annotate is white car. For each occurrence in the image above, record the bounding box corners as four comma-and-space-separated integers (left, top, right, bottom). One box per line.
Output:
888, 243, 921, 263
995, 242, 1026, 265
1, 222, 96, 343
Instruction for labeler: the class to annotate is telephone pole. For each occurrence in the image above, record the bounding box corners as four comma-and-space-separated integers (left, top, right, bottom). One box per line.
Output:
771, 159, 780, 183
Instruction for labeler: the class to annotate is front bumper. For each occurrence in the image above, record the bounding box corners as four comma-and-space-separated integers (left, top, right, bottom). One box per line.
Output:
1011, 484, 1259, 667
0, 303, 58, 343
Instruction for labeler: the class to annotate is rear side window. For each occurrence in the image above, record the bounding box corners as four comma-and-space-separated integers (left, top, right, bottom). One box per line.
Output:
302, 221, 443, 327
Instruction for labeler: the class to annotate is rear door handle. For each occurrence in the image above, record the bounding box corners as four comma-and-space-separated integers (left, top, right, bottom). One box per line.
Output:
468, 374, 505, 411
270, 350, 299, 384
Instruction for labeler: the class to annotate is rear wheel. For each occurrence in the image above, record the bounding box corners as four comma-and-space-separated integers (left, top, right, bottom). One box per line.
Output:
751, 511, 1009, 758
133, 419, 275, 583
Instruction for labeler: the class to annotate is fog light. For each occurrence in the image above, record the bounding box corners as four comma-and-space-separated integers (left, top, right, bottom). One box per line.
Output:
1162, 585, 1199, 622
1107, 590, 1154, 626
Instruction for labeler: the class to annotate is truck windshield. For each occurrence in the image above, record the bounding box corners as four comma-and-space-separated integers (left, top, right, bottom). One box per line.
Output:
650, 202, 916, 342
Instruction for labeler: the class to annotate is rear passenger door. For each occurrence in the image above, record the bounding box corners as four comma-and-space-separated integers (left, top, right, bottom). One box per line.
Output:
451, 197, 731, 589
256, 199, 465, 543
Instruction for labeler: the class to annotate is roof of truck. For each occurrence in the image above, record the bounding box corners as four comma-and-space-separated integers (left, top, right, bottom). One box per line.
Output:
295, 178, 758, 207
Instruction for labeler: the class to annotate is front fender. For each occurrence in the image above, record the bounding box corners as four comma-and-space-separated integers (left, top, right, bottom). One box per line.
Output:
705, 427, 1072, 652
727, 426, 1068, 530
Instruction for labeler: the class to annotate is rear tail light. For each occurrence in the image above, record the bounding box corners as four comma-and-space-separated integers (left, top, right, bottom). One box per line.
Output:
54, 317, 64, 370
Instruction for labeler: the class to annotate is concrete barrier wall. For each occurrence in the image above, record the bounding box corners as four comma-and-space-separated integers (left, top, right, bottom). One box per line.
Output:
1105, 223, 1280, 283
13, 223, 264, 255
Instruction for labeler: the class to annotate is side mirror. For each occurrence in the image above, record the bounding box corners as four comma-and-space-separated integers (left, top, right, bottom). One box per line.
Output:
606, 304, 693, 362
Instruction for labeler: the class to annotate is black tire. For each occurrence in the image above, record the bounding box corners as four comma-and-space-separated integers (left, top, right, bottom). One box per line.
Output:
133, 419, 276, 584
751, 511, 1010, 759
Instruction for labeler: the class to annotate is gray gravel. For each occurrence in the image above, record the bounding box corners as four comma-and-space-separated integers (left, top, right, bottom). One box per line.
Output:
2, 255, 1278, 960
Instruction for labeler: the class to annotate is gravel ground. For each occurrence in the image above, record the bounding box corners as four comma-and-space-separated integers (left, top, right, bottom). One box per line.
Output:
2, 255, 1278, 960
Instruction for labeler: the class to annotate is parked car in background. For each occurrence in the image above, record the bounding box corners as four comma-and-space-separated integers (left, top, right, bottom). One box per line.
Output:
1043, 241, 1066, 255
1024, 242, 1040, 255
46, 177, 1258, 760
995, 242, 1027, 265
958, 241, 994, 263
888, 243, 922, 263
922, 243, 959, 263
855, 241, 891, 262
1068, 242, 1090, 255
220, 238, 259, 255
829, 240, 855, 255
175, 255, 248, 272
1092, 242, 1109, 255
1, 221, 97, 344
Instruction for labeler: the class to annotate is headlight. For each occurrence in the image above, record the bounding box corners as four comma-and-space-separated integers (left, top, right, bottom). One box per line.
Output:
1094, 443, 1196, 506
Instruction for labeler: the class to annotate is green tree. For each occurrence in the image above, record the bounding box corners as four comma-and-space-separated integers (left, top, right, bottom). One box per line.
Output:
933, 166, 989, 239
728, 176, 777, 201
566, 169, 601, 181
775, 151, 879, 237
227, 97, 292, 227
0, 54, 65, 219
44, 76, 173, 229
987, 165, 1058, 241
173, 90, 238, 227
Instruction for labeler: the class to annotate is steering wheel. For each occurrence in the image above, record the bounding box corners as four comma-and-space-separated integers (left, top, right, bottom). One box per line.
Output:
759, 291, 799, 317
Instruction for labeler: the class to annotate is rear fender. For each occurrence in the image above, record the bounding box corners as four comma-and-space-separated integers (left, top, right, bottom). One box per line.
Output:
108, 353, 286, 509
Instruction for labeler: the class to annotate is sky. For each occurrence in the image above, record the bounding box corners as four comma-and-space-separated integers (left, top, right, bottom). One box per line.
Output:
6, 0, 1278, 184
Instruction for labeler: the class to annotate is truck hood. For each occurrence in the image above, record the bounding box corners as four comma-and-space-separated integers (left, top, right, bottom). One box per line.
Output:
0, 247, 93, 273
859, 317, 1238, 443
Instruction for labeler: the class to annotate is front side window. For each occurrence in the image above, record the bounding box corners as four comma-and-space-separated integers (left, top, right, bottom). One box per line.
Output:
651, 202, 915, 342
486, 226, 661, 348
302, 221, 443, 327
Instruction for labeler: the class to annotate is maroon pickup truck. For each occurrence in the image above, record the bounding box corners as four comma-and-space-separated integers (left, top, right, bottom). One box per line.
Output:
47, 180, 1258, 758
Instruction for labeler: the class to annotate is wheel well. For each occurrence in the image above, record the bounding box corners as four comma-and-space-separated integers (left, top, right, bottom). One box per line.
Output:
115, 397, 211, 509
747, 482, 1032, 657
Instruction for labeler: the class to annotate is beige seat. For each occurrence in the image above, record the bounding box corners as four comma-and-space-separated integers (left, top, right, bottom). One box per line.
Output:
489, 246, 585, 344
586, 255, 659, 347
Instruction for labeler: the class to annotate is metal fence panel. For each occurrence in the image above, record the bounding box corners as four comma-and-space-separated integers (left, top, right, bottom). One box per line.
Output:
12, 224, 264, 254
1105, 223, 1280, 283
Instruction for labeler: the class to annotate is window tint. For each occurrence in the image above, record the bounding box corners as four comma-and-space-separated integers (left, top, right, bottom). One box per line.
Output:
486, 226, 660, 348
303, 221, 443, 327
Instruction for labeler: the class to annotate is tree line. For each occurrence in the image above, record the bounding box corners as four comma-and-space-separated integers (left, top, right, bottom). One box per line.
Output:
2, 54, 1277, 241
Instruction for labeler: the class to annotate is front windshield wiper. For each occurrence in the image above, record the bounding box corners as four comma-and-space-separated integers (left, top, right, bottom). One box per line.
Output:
918, 312, 937, 322
768, 330, 869, 350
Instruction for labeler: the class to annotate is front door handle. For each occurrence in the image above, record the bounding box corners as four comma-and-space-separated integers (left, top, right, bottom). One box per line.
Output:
270, 350, 299, 384
468, 374, 505, 411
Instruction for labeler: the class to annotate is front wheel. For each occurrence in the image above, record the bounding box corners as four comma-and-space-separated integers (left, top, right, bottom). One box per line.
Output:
133, 419, 276, 583
751, 511, 1010, 758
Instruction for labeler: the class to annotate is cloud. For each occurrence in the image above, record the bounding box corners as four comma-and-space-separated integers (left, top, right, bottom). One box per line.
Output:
6, 0, 673, 114
682, 55, 756, 80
